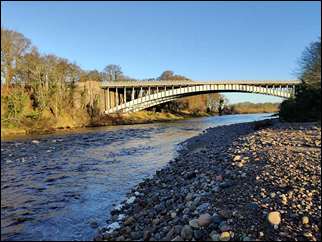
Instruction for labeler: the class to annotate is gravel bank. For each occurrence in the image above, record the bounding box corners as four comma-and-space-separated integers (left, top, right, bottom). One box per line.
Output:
95, 119, 321, 241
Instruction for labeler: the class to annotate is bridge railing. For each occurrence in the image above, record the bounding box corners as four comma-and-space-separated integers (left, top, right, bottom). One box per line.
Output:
101, 80, 301, 88
105, 83, 298, 113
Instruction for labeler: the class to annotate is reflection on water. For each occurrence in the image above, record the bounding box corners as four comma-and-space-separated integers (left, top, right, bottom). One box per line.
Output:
1, 113, 272, 241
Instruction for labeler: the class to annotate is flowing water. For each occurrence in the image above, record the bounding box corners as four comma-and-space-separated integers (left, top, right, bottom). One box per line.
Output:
1, 113, 273, 241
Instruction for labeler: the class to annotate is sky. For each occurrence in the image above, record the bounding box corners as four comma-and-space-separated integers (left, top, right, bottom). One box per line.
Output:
1, 1, 321, 103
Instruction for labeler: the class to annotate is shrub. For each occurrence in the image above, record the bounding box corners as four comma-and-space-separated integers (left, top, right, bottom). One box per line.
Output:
279, 38, 321, 122
279, 85, 321, 122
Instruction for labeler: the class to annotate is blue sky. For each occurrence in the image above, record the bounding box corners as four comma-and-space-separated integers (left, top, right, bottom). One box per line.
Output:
1, 1, 321, 103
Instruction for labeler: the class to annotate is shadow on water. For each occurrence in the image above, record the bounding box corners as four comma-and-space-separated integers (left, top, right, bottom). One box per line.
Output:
1, 113, 273, 241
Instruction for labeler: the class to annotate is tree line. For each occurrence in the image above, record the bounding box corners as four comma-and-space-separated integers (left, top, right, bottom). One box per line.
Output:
1, 28, 225, 132
279, 38, 321, 122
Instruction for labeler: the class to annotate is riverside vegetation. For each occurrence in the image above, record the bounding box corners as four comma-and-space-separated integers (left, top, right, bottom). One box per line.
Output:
279, 38, 321, 122
1, 28, 279, 138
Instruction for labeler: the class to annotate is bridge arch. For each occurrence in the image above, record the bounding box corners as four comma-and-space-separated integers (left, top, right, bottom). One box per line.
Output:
101, 80, 300, 113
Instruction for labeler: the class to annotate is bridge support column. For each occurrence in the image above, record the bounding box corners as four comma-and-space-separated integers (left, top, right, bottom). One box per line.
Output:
107, 88, 110, 112
115, 88, 119, 112
132, 87, 135, 101
103, 89, 106, 112
124, 87, 127, 104
139, 87, 143, 98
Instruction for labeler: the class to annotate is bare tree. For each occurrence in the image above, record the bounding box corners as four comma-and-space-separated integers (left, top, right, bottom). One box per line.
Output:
158, 70, 174, 80
299, 37, 321, 89
1, 28, 32, 87
158, 70, 190, 81
103, 64, 123, 81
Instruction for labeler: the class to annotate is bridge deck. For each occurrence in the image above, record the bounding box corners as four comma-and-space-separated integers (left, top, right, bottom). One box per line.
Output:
101, 80, 301, 88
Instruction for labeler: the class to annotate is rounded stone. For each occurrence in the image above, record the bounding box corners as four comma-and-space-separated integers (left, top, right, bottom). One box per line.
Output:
189, 219, 200, 229
124, 216, 135, 226
181, 225, 193, 241
194, 229, 207, 240
185, 193, 193, 201
302, 216, 309, 225
220, 231, 231, 241
196, 203, 210, 213
210, 231, 220, 241
268, 211, 281, 225
233, 155, 241, 161
172, 236, 183, 241
198, 213, 212, 227
212, 213, 224, 224
218, 221, 232, 232
171, 212, 177, 219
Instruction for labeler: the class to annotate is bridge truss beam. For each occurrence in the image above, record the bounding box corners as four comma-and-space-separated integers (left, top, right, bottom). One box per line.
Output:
101, 80, 300, 114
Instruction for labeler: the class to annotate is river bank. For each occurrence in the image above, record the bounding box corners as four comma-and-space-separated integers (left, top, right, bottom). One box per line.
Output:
1, 111, 213, 139
1, 110, 277, 140
95, 119, 321, 241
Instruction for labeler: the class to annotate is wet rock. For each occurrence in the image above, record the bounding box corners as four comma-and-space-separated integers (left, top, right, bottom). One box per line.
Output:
196, 203, 210, 213
90, 221, 99, 229
215, 175, 223, 181
117, 214, 125, 221
106, 222, 120, 232
126, 196, 136, 204
185, 193, 193, 201
130, 231, 143, 240
210, 231, 220, 241
185, 172, 196, 180
143, 230, 151, 241
198, 213, 212, 227
219, 181, 234, 189
172, 235, 183, 241
189, 219, 200, 229
194, 229, 208, 240
152, 218, 160, 225
218, 221, 232, 232
181, 225, 193, 241
171, 212, 177, 219
116, 235, 125, 241
124, 216, 135, 226
246, 202, 260, 212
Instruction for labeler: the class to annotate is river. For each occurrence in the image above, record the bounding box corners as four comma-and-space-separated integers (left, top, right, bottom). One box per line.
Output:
1, 113, 273, 241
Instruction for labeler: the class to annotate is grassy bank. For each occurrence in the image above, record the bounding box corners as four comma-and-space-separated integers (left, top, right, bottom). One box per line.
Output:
1, 110, 211, 139
226, 102, 280, 114
90, 110, 211, 126
1, 109, 275, 139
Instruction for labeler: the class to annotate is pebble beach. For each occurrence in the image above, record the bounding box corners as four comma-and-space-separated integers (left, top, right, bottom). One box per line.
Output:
95, 119, 321, 241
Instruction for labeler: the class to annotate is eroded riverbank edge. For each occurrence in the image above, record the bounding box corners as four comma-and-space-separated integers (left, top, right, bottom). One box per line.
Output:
94, 118, 321, 241
1, 111, 277, 141
1, 111, 213, 140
